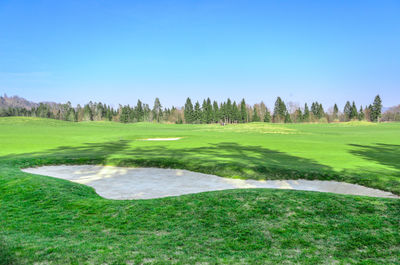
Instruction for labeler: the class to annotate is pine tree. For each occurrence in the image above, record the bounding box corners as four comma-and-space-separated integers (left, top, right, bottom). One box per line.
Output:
285, 112, 292, 123
358, 105, 365, 120
311, 102, 317, 117
205, 98, 213, 124
67, 108, 77, 122
311, 102, 324, 119
134, 100, 144, 122
143, 104, 151, 122
240, 99, 247, 123
194, 101, 201, 123
184, 98, 194, 124
220, 102, 226, 123
119, 106, 130, 123
350, 101, 358, 120
232, 102, 240, 123
295, 108, 303, 122
273, 97, 287, 123
152, 98, 162, 122
371, 95, 382, 122
201, 99, 207, 124
366, 104, 373, 121
212, 101, 219, 123
333, 104, 339, 120
226, 98, 232, 123
83, 104, 93, 121
318, 103, 324, 119
252, 105, 261, 122
343, 101, 352, 121
263, 107, 271, 122
303, 103, 310, 122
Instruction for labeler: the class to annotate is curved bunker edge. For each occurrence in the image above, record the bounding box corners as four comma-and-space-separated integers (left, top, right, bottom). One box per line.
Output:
21, 165, 400, 200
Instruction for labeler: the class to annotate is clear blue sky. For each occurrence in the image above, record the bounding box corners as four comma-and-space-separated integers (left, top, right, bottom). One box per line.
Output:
1, 0, 399, 109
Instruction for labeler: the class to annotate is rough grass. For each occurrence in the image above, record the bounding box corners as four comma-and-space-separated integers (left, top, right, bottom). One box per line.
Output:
0, 117, 399, 264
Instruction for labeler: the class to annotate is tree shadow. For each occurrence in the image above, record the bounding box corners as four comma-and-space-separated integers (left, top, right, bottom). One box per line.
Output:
2, 140, 400, 194
349, 143, 400, 172
0, 140, 337, 181
0, 139, 131, 171
118, 142, 338, 180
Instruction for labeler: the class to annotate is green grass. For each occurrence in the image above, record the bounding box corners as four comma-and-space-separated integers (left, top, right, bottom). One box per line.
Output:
0, 117, 399, 264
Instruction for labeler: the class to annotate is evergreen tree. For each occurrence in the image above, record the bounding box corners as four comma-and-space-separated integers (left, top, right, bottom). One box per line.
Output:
358, 105, 365, 120
128, 105, 135, 122
143, 104, 151, 122
371, 95, 382, 122
163, 107, 170, 122
311, 102, 324, 119
350, 101, 358, 120
105, 106, 112, 121
285, 112, 292, 123
303, 103, 310, 122
201, 99, 208, 124
366, 104, 373, 121
184, 97, 194, 124
240, 99, 247, 123
252, 105, 261, 122
263, 107, 271, 122
83, 104, 93, 121
134, 100, 144, 122
220, 102, 226, 123
119, 106, 130, 123
226, 98, 232, 123
206, 98, 213, 124
319, 103, 324, 119
194, 101, 201, 123
343, 101, 352, 121
67, 108, 77, 122
295, 108, 303, 122
333, 104, 339, 119
311, 102, 318, 117
232, 102, 240, 123
212, 100, 219, 123
273, 97, 287, 123
152, 98, 162, 122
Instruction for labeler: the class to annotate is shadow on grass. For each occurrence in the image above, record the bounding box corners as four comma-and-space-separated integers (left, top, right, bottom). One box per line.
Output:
349, 143, 400, 173
1, 140, 399, 194
1, 140, 336, 181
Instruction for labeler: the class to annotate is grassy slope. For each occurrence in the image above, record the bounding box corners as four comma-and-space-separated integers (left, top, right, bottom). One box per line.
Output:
0, 117, 399, 264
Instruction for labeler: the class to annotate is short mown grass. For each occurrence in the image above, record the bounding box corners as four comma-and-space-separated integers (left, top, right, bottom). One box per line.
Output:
0, 117, 399, 264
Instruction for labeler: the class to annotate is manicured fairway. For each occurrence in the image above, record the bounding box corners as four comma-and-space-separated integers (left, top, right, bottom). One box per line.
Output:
0, 117, 399, 264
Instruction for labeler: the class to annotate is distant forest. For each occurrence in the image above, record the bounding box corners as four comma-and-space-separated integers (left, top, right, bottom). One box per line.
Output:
1, 94, 399, 123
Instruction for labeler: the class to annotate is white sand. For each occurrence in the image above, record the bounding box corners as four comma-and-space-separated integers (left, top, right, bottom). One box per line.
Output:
140, 138, 182, 141
22, 165, 399, 200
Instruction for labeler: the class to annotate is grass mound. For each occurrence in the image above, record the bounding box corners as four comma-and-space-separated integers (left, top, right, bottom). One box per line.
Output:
1, 172, 399, 263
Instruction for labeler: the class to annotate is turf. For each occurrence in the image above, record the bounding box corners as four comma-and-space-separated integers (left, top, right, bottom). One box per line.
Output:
0, 117, 399, 264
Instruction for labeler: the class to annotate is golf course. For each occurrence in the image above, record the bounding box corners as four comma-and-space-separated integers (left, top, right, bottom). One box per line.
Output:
1, 117, 399, 264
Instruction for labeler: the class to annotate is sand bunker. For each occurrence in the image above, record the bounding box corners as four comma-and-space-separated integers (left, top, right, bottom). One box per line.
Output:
22, 165, 399, 200
140, 137, 182, 141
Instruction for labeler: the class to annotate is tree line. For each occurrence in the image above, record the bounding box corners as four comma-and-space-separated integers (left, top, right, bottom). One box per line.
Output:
0, 95, 385, 123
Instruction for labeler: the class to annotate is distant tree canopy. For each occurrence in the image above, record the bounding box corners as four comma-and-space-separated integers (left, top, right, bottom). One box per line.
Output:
0, 94, 391, 124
